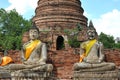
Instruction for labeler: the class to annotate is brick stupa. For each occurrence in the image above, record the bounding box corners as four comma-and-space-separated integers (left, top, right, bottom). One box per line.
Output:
32, 0, 88, 50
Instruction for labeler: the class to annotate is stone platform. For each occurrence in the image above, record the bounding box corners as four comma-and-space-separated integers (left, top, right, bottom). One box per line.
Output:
0, 71, 11, 80
0, 70, 54, 80
73, 70, 119, 80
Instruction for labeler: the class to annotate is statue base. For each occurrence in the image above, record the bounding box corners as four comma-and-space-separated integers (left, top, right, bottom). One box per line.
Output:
11, 70, 54, 80
0, 70, 54, 80
0, 70, 11, 79
73, 70, 119, 80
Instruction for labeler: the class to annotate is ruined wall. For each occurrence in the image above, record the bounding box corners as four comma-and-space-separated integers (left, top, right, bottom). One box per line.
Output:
104, 49, 120, 67
47, 49, 79, 79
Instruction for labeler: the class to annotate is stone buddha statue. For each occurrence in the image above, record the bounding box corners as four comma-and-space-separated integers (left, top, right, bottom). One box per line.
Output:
0, 22, 53, 72
73, 28, 116, 72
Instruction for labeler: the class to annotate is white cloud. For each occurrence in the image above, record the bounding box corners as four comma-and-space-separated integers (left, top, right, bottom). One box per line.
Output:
92, 9, 120, 38
6, 0, 38, 15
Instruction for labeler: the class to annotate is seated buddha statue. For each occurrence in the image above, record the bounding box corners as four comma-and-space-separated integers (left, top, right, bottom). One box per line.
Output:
0, 22, 53, 72
73, 28, 115, 72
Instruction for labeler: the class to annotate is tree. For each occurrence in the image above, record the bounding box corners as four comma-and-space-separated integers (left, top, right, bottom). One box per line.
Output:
98, 32, 115, 49
0, 8, 32, 50
114, 43, 120, 49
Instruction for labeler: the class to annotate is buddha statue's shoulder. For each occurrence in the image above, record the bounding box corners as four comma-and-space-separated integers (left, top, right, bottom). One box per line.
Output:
22, 40, 43, 50
80, 40, 89, 48
95, 41, 103, 47
40, 42, 47, 49
22, 41, 31, 49
98, 41, 103, 45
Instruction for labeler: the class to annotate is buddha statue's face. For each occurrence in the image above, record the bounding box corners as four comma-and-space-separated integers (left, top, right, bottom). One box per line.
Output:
87, 30, 96, 40
29, 29, 39, 40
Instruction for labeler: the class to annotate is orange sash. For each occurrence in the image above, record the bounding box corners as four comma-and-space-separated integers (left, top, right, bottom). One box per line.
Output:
0, 56, 13, 66
24, 40, 41, 60
79, 39, 97, 62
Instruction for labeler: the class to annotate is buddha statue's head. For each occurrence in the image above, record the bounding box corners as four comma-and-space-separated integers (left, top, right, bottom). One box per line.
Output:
87, 29, 97, 40
29, 22, 39, 40
87, 20, 98, 40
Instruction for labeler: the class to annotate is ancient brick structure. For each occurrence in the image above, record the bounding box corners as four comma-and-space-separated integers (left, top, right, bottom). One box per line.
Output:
1, 0, 119, 80
32, 0, 88, 50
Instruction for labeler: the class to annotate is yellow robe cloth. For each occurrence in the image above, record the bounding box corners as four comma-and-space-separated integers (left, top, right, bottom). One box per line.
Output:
0, 56, 13, 66
80, 39, 97, 62
25, 40, 41, 60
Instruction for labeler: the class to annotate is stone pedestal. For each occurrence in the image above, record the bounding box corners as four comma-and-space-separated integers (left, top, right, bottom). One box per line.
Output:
11, 70, 54, 80
0, 71, 11, 80
0, 70, 54, 80
73, 70, 119, 80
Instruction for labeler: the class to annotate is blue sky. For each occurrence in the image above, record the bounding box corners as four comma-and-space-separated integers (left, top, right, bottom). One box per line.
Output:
81, 0, 120, 18
0, 0, 120, 38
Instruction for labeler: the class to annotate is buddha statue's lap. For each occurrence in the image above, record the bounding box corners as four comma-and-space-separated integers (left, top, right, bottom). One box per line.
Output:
73, 28, 116, 71
0, 22, 53, 72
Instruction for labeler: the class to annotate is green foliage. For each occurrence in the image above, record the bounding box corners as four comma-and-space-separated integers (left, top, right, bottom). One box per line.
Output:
63, 29, 71, 35
76, 23, 82, 31
64, 23, 83, 48
0, 8, 32, 50
68, 36, 80, 48
114, 43, 120, 49
98, 32, 115, 49
64, 23, 83, 36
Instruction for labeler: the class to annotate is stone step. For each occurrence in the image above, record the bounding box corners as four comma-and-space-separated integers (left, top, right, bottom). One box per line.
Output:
73, 70, 119, 80
74, 71, 118, 78
73, 78, 118, 80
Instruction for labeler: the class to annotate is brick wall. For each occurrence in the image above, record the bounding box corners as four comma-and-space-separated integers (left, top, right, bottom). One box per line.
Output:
7, 50, 22, 64
1, 48, 120, 79
47, 49, 79, 79
104, 49, 120, 67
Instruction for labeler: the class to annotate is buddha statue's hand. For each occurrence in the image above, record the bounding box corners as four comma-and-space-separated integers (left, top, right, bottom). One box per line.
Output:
83, 58, 87, 62
85, 60, 91, 63
98, 59, 102, 63
23, 61, 35, 65
21, 57, 26, 62
23, 61, 29, 65
38, 62, 46, 65
37, 60, 46, 65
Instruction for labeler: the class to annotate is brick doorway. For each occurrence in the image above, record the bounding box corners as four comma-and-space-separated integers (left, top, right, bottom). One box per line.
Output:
56, 36, 65, 50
